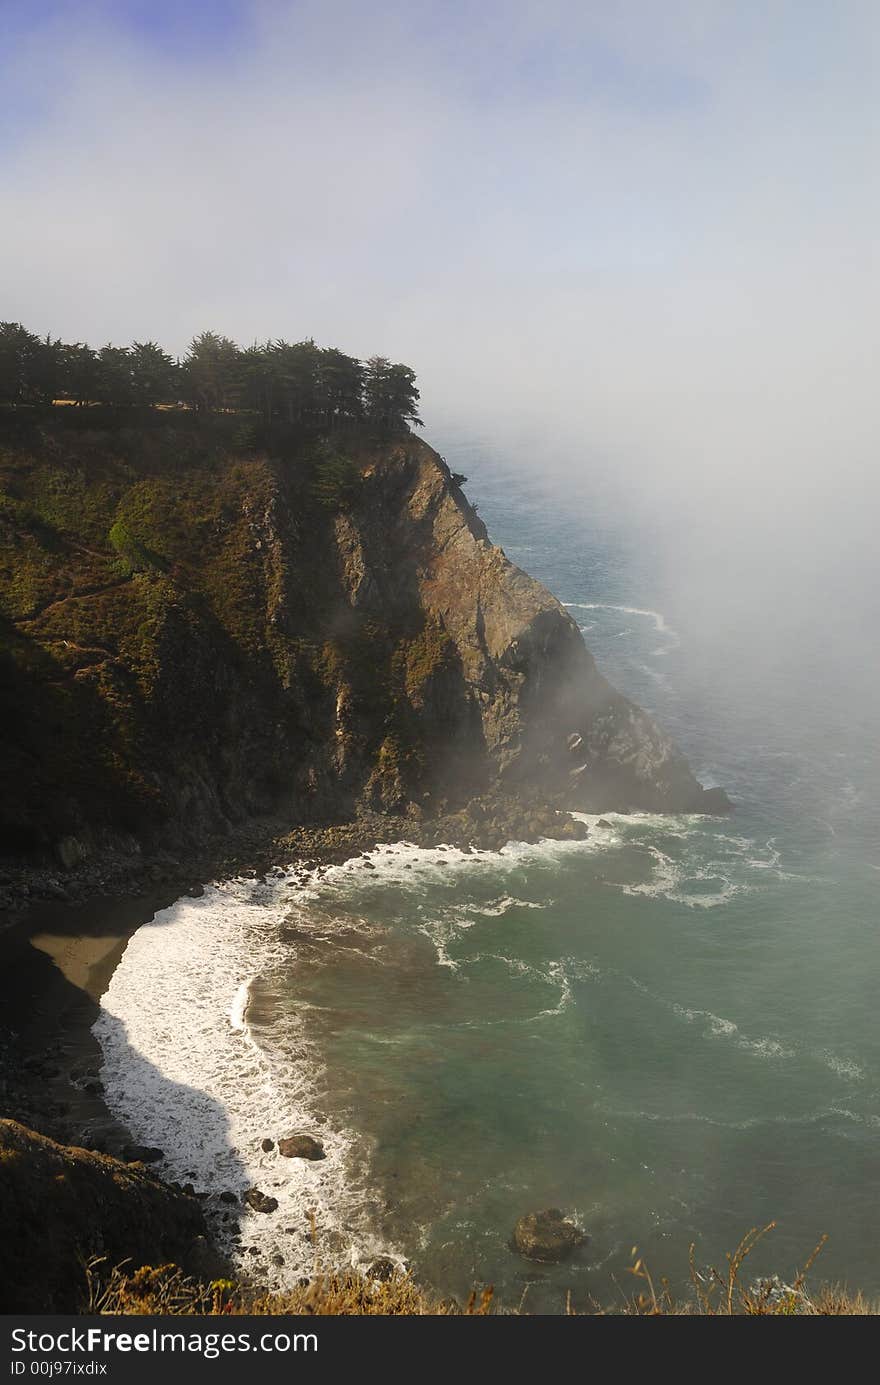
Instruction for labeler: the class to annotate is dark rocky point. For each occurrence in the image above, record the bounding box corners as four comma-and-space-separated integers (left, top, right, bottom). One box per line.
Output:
122, 1143, 164, 1164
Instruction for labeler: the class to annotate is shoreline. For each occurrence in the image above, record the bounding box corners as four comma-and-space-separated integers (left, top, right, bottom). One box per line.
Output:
0, 794, 593, 1123
0, 796, 593, 1290
0, 888, 188, 1157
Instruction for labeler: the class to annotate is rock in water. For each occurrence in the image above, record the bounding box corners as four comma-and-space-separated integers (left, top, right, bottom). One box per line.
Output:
512, 1208, 586, 1262
278, 1134, 326, 1160
261, 1137, 275, 1152
244, 1188, 278, 1214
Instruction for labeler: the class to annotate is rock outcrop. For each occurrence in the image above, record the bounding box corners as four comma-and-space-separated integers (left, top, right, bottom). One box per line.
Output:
278, 1134, 326, 1160
0, 414, 726, 880
0, 1118, 212, 1312
511, 1208, 587, 1262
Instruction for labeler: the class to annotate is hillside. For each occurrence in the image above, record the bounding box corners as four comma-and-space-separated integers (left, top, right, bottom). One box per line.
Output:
0, 410, 727, 880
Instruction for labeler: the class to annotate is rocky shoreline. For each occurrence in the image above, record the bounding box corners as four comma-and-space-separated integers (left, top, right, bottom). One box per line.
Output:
0, 788, 594, 927
0, 790, 602, 1306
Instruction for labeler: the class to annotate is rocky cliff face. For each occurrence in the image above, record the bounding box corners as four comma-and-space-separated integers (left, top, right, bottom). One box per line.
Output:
0, 414, 726, 873
0, 1119, 212, 1312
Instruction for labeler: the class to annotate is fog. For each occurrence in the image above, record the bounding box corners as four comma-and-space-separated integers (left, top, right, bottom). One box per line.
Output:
2, 0, 878, 704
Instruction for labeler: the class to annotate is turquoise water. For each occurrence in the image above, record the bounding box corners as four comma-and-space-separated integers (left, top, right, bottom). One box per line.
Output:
249, 441, 880, 1309
102, 440, 878, 1310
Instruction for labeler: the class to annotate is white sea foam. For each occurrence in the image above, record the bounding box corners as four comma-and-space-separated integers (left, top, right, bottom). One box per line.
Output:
821, 1052, 865, 1082
470, 895, 550, 916
93, 806, 803, 1290
564, 602, 682, 656
94, 878, 399, 1291
672, 1004, 795, 1060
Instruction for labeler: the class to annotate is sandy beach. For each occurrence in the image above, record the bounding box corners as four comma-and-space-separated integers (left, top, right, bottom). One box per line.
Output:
0, 888, 187, 1153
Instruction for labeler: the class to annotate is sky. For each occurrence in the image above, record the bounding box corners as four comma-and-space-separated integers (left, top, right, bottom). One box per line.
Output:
1, 1, 878, 662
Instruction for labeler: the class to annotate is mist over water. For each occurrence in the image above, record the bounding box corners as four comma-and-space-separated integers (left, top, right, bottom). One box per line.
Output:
34, 0, 873, 1310
97, 438, 880, 1310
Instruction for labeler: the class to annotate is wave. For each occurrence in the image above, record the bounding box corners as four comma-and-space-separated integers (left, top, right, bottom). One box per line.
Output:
563, 602, 681, 656
94, 878, 400, 1291
450, 952, 575, 1025
470, 894, 550, 916
672, 1004, 795, 1060
670, 1003, 866, 1081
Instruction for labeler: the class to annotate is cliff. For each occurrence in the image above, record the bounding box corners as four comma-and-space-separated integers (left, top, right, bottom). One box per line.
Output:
0, 412, 727, 876
0, 1118, 213, 1312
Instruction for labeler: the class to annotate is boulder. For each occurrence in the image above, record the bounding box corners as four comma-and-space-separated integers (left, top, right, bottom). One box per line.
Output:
511, 1208, 586, 1263
261, 1138, 275, 1152
244, 1188, 278, 1214
366, 1256, 398, 1281
278, 1135, 326, 1161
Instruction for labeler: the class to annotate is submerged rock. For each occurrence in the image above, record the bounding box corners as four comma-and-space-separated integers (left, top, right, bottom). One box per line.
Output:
278, 1134, 326, 1161
366, 1256, 398, 1281
511, 1209, 586, 1263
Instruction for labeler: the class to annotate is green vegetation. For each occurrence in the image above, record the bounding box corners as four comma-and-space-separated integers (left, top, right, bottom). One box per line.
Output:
107, 519, 165, 575
0, 411, 449, 851
394, 619, 455, 702
307, 439, 362, 509
0, 321, 422, 435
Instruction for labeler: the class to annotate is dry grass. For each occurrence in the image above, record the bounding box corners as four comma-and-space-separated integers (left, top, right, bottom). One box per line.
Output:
83, 1227, 879, 1316
614, 1224, 878, 1315
84, 1263, 482, 1317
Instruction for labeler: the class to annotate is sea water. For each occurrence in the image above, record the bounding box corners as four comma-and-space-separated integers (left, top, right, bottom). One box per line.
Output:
95, 439, 880, 1311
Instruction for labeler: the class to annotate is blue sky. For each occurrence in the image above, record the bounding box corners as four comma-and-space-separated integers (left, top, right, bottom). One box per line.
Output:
1, 0, 251, 58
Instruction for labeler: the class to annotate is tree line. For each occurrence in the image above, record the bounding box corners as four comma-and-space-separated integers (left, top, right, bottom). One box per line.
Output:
0, 323, 423, 433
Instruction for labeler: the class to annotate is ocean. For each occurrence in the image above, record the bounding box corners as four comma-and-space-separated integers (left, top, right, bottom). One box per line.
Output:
94, 437, 880, 1311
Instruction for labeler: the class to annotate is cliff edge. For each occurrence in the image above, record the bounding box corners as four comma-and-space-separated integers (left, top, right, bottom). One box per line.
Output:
0, 413, 728, 878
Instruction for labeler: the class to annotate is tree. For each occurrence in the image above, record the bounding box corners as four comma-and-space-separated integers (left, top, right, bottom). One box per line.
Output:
319, 347, 364, 428
182, 332, 241, 413
363, 356, 423, 432
239, 341, 285, 423
129, 341, 178, 407
29, 335, 64, 404
274, 339, 321, 426
61, 343, 100, 406
95, 346, 134, 406
0, 321, 424, 426
0, 322, 41, 404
